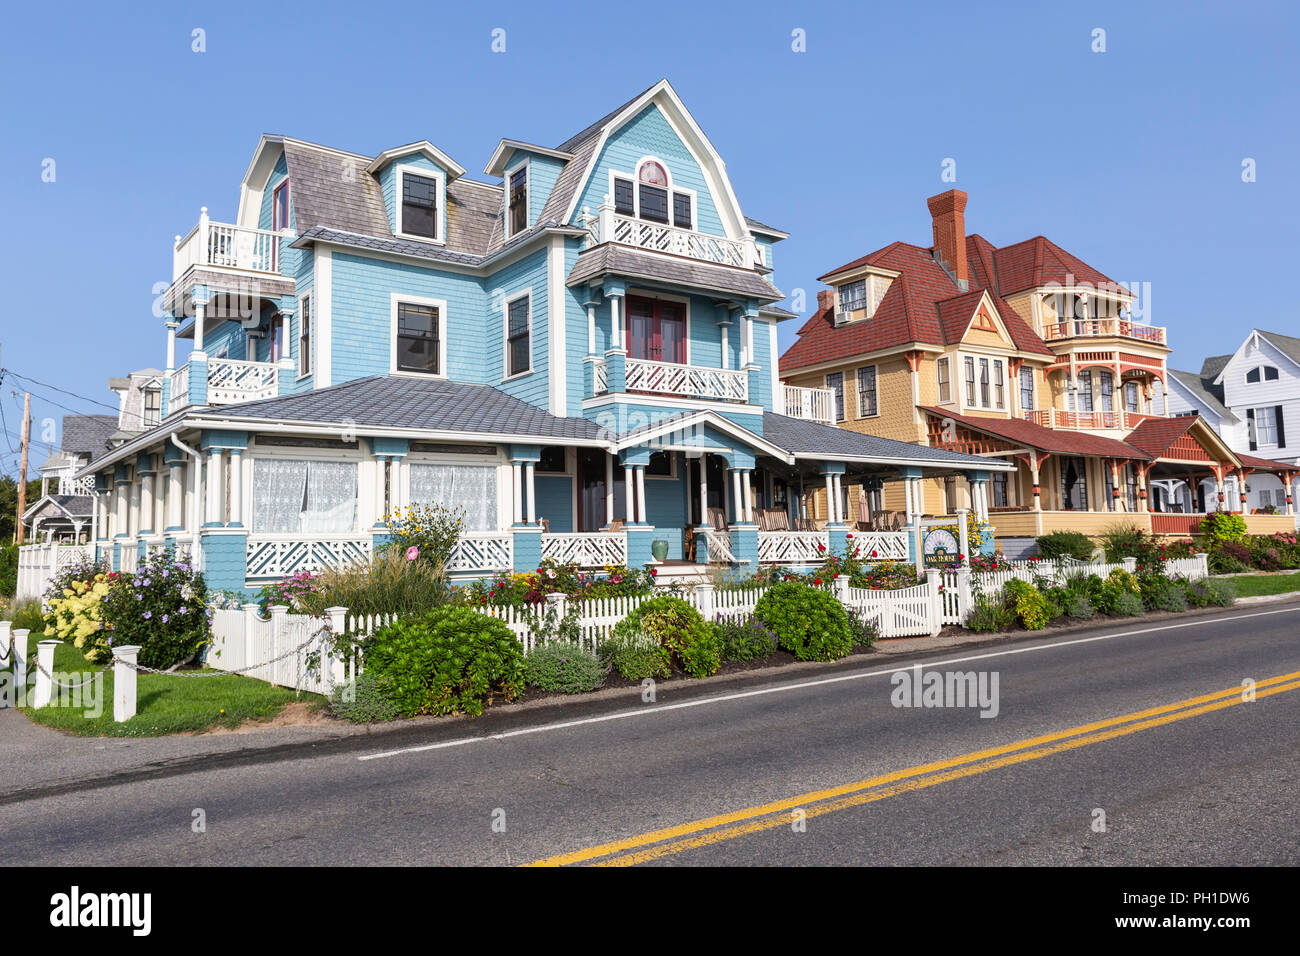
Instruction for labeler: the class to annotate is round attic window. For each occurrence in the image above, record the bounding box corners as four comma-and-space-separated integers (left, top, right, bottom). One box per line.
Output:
638, 161, 667, 186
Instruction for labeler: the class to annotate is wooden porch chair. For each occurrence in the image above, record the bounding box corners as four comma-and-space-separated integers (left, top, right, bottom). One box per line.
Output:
707, 507, 729, 531
607, 518, 625, 533
762, 508, 791, 531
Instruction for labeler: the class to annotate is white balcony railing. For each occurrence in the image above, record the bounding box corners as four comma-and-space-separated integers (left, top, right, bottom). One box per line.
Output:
57, 475, 95, 497
245, 535, 374, 581
173, 208, 292, 280
583, 202, 756, 269
541, 532, 628, 568
168, 356, 279, 414
596, 357, 748, 403
782, 385, 836, 424
757, 530, 828, 565
1041, 318, 1167, 346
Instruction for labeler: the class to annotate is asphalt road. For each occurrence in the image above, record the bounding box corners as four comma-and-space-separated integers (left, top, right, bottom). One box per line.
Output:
4, 603, 1299, 866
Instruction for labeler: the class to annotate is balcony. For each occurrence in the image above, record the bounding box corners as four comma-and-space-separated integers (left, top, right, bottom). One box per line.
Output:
781, 385, 836, 424
592, 355, 749, 404
1041, 318, 1167, 346
57, 475, 95, 497
167, 356, 281, 414
173, 209, 292, 281
582, 204, 758, 269
1020, 408, 1154, 430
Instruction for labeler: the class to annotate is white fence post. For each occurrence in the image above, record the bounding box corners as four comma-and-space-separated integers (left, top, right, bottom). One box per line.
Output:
112, 644, 140, 722
268, 605, 288, 687
956, 567, 973, 624
10, 629, 29, 700
1197, 552, 1209, 580
925, 569, 942, 636
242, 603, 260, 678
694, 582, 716, 622
833, 575, 850, 608
324, 606, 347, 693
957, 508, 970, 566
33, 639, 61, 709
0, 621, 10, 710
1122, 557, 1137, 574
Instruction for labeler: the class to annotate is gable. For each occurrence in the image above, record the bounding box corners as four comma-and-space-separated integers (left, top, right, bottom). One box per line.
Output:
958, 297, 1015, 350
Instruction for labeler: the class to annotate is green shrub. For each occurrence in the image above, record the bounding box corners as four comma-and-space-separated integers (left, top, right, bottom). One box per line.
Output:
1200, 511, 1247, 548
1142, 575, 1188, 613
294, 548, 456, 619
1208, 540, 1252, 574
613, 596, 720, 678
599, 628, 671, 680
523, 640, 606, 694
98, 552, 211, 670
362, 606, 525, 717
329, 672, 403, 723
966, 594, 1015, 632
1100, 525, 1162, 565
1035, 531, 1095, 561
3, 597, 46, 632
754, 581, 854, 661
1004, 578, 1051, 630
0, 543, 17, 598
1065, 593, 1096, 620
848, 611, 880, 648
713, 614, 779, 662
1110, 590, 1145, 616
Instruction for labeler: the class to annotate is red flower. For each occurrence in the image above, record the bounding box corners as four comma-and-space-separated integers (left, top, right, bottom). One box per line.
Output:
846, 533, 854, 539
650, 568, 657, 576
814, 578, 823, 586
958, 553, 965, 561
871, 550, 878, 557
817, 544, 826, 552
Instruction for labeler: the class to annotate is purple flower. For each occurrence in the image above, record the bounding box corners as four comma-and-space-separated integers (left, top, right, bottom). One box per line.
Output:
143, 610, 152, 620
179, 606, 187, 614
135, 593, 142, 600
162, 614, 169, 623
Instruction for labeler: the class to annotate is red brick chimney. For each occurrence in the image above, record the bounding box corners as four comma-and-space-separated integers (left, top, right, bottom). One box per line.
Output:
927, 189, 969, 287
817, 289, 835, 313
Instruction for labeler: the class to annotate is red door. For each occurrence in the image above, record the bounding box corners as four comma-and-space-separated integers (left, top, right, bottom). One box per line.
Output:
627, 296, 685, 364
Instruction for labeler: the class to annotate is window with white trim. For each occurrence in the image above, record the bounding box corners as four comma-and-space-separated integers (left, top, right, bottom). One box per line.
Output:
826, 371, 845, 422
937, 357, 951, 403
396, 301, 441, 374
298, 294, 312, 377
506, 293, 531, 377
1252, 406, 1279, 446
856, 365, 877, 417
963, 355, 1007, 410
507, 163, 528, 237
399, 168, 440, 240
612, 160, 695, 230
1019, 365, 1034, 411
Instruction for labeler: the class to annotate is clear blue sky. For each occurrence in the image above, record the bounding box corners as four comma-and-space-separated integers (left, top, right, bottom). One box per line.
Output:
2, 0, 1296, 474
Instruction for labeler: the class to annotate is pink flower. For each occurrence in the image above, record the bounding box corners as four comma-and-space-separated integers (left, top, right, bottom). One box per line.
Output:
406, 546, 419, 561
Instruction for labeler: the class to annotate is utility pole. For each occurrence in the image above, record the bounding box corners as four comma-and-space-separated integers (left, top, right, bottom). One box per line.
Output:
16, 391, 30, 544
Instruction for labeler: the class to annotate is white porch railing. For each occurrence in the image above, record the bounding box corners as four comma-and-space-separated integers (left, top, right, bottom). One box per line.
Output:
447, 533, 514, 574
704, 529, 737, 564
615, 357, 749, 402
245, 535, 374, 581
781, 385, 836, 424
757, 530, 828, 565
173, 212, 290, 279
595, 211, 752, 268
15, 542, 95, 601
541, 532, 628, 568
206, 357, 279, 404
56, 475, 95, 497
848, 531, 910, 561
168, 363, 190, 410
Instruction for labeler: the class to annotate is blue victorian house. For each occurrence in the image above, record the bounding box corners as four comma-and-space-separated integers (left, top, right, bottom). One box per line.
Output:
78, 80, 1009, 593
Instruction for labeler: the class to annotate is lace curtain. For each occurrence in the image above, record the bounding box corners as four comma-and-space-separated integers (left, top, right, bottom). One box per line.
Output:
409, 463, 497, 531
253, 459, 358, 533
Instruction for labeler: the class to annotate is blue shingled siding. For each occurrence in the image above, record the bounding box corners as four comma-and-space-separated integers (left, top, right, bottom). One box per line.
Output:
205, 319, 247, 360
563, 236, 588, 415
258, 151, 303, 279
574, 103, 725, 238
644, 470, 687, 559
749, 318, 773, 411
533, 474, 573, 532
330, 251, 487, 385
485, 247, 548, 407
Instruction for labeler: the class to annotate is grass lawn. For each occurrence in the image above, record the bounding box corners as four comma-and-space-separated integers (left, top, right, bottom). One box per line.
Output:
18, 639, 322, 737
1222, 571, 1300, 599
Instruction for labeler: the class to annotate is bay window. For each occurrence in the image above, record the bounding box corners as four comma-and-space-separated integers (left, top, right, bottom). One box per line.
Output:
964, 357, 977, 406
1124, 381, 1140, 413
1077, 370, 1094, 412
1099, 370, 1113, 411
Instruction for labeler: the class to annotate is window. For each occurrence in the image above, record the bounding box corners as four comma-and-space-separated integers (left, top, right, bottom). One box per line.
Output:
856, 365, 878, 417
937, 357, 951, 403
252, 459, 358, 533
409, 462, 497, 531
1250, 406, 1280, 447
298, 295, 311, 377
1124, 380, 1140, 413
1019, 365, 1034, 411
507, 164, 528, 237
537, 446, 567, 473
271, 180, 289, 270
673, 192, 692, 229
1125, 464, 1138, 511
626, 296, 686, 364
613, 177, 634, 215
1099, 370, 1114, 412
991, 472, 1009, 508
638, 160, 668, 223
993, 361, 1005, 409
979, 358, 990, 407
1246, 365, 1278, 384
964, 357, 977, 406
400, 170, 439, 240
647, 451, 674, 477
270, 314, 286, 363
396, 301, 441, 374
838, 279, 867, 313
506, 294, 531, 376
827, 372, 845, 421
1060, 457, 1088, 511
1076, 370, 1094, 412
142, 388, 161, 428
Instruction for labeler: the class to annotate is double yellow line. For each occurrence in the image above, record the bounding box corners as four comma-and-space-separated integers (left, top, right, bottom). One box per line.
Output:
524, 669, 1300, 866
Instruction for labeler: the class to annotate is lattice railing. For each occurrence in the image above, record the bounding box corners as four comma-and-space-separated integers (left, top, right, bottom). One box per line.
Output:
757, 530, 828, 565
541, 532, 628, 568
207, 357, 279, 404
625, 358, 748, 403
849, 531, 910, 561
447, 533, 513, 574
245, 536, 373, 580
57, 475, 95, 497
609, 214, 749, 267
704, 530, 736, 564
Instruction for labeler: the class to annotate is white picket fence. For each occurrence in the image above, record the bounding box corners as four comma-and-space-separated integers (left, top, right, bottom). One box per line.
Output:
14, 543, 95, 602
205, 604, 364, 695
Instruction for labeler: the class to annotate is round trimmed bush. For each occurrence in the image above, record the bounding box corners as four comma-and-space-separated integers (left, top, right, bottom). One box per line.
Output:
329, 672, 402, 723
599, 629, 671, 680
754, 581, 854, 661
524, 640, 606, 693
612, 596, 720, 678
362, 606, 525, 717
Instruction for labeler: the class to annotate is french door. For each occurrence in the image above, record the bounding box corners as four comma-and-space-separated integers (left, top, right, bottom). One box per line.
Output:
627, 296, 686, 364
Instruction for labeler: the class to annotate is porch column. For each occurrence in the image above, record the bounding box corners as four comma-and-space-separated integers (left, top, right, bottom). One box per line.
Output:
204, 448, 223, 527
227, 447, 244, 530
511, 461, 524, 525
913, 477, 925, 520
609, 293, 624, 354
634, 465, 648, 524
1236, 469, 1249, 513
138, 460, 155, 537
1137, 465, 1150, 513
1283, 472, 1297, 516
605, 453, 615, 526
375, 456, 390, 528
904, 476, 914, 522
165, 319, 178, 372
525, 461, 537, 525
114, 470, 129, 538
1215, 470, 1226, 511
745, 469, 756, 524
166, 460, 184, 532
824, 473, 836, 524
624, 464, 635, 523
1029, 455, 1043, 512
192, 299, 206, 354
1110, 460, 1122, 512
696, 454, 709, 526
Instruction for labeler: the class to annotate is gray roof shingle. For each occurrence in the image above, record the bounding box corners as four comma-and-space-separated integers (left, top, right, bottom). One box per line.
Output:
1169, 368, 1237, 422
761, 413, 1013, 468
61, 414, 118, 456
194, 375, 612, 441
567, 245, 783, 301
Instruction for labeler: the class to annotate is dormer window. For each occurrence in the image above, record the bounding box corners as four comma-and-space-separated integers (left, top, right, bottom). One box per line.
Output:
1245, 365, 1279, 383
142, 387, 161, 428
507, 162, 528, 237
611, 160, 694, 230
838, 280, 867, 313
398, 167, 441, 241
638, 162, 669, 224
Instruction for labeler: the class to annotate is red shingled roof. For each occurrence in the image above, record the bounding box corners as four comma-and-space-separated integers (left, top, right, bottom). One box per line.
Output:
1237, 453, 1298, 472
919, 407, 1151, 459
781, 243, 1052, 374
983, 234, 1129, 298
1122, 416, 1200, 459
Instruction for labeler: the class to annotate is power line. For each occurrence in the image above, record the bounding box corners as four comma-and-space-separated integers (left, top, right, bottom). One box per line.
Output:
1, 369, 121, 414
